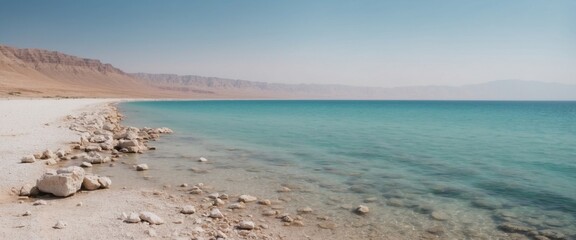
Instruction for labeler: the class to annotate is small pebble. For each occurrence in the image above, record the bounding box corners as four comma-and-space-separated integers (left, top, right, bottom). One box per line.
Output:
181, 205, 196, 214
33, 200, 47, 206
297, 207, 313, 214
210, 208, 224, 218
136, 164, 149, 171
145, 229, 157, 237
238, 221, 255, 230
355, 205, 369, 215
53, 220, 67, 229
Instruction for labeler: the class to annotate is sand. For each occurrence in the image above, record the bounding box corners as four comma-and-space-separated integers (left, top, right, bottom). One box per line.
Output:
0, 99, 114, 194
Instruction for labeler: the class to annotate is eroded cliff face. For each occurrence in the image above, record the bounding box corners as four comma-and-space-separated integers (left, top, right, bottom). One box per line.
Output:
0, 45, 169, 98
0, 45, 124, 75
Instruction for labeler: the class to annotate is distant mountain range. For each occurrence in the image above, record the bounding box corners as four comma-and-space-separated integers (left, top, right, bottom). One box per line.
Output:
1, 44, 574, 100
133, 73, 576, 100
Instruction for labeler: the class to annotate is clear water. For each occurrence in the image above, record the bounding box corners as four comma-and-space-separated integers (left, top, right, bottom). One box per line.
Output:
116, 100, 576, 239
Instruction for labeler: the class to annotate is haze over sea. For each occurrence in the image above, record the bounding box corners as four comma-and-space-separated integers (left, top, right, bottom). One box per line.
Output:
115, 100, 576, 239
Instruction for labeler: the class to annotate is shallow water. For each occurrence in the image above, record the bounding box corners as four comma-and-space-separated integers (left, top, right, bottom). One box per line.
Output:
110, 100, 576, 239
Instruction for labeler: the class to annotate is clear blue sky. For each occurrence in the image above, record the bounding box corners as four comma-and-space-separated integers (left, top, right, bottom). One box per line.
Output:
1, 0, 574, 87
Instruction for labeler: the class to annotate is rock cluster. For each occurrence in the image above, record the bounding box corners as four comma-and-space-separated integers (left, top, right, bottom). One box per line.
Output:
19, 104, 173, 198
21, 147, 71, 165
35, 166, 112, 197
69, 107, 172, 155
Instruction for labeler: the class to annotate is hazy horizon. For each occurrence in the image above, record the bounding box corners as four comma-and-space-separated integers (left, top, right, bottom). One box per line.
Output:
1, 0, 574, 88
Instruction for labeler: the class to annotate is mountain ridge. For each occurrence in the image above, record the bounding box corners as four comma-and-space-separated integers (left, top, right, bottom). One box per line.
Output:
133, 72, 576, 100
0, 44, 574, 100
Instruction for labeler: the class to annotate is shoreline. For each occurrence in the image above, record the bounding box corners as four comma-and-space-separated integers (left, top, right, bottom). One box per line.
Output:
2, 99, 571, 239
0, 98, 311, 239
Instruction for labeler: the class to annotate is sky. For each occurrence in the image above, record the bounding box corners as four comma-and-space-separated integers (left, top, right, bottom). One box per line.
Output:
0, 0, 575, 87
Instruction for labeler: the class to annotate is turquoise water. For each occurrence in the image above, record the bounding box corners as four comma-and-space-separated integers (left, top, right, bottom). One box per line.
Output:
119, 100, 576, 239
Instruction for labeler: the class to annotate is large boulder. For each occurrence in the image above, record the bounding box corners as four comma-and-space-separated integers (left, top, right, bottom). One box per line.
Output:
36, 166, 85, 197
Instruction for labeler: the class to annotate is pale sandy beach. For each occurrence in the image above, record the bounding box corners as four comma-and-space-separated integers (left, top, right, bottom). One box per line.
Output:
0, 99, 113, 194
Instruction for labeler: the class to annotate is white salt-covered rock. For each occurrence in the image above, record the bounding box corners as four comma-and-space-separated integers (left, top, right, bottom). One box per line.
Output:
228, 202, 246, 209
55, 148, 69, 158
156, 127, 173, 134
239, 194, 257, 203
238, 221, 255, 230
36, 166, 85, 197
257, 199, 271, 206
103, 123, 116, 131
124, 212, 141, 223
209, 208, 224, 218
355, 205, 369, 215
181, 205, 196, 214
139, 211, 164, 225
136, 164, 149, 171
45, 159, 58, 165
297, 207, 313, 214
78, 152, 105, 164
213, 198, 224, 206
82, 175, 101, 190
118, 139, 140, 148
98, 176, 112, 188
90, 135, 108, 143
53, 220, 67, 229
85, 144, 102, 152
80, 162, 92, 168
41, 149, 56, 160
21, 155, 36, 163
198, 157, 208, 162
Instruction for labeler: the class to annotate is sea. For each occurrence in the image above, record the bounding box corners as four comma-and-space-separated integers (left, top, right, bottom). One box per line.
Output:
107, 100, 576, 239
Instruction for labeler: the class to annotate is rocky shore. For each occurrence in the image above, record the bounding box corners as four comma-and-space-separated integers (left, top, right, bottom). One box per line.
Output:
5, 100, 569, 240
7, 101, 378, 239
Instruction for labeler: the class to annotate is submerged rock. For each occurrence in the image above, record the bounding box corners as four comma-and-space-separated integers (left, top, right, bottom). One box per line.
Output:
228, 202, 246, 209
431, 211, 449, 221
318, 222, 337, 229
136, 164, 149, 171
539, 229, 567, 240
498, 222, 533, 234
297, 207, 313, 214
239, 195, 257, 203
355, 205, 369, 215
80, 162, 92, 168
472, 198, 503, 210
